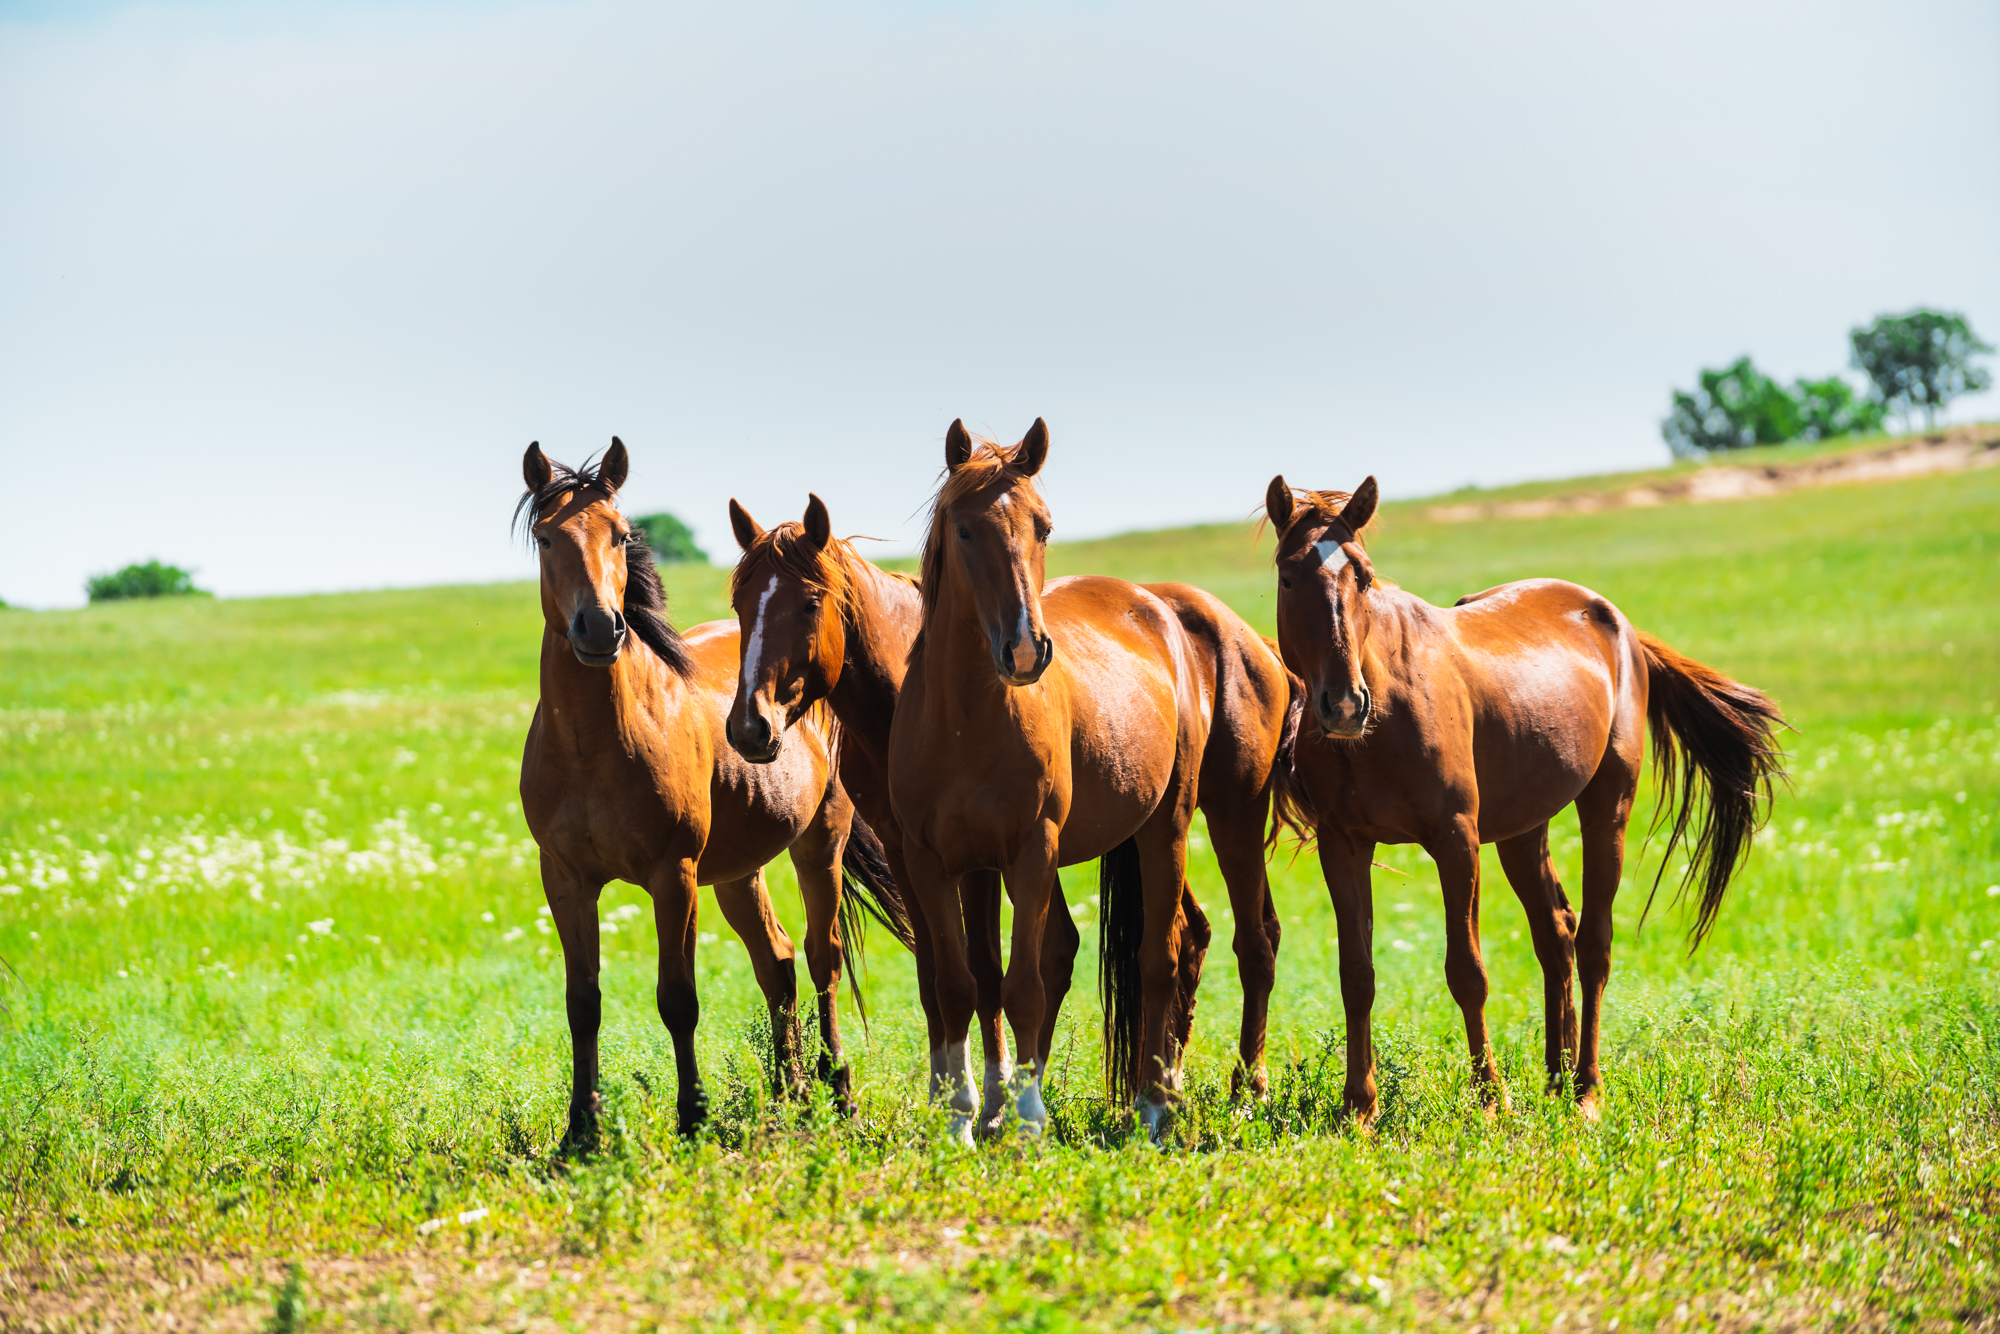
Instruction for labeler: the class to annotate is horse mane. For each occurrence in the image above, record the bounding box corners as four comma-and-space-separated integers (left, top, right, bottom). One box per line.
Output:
514, 449, 696, 681
730, 523, 859, 619
917, 431, 1044, 622
1261, 487, 1372, 547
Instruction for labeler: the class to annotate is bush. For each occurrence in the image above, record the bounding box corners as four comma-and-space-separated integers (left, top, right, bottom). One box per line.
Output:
85, 561, 209, 603
630, 512, 708, 565
1663, 356, 1886, 459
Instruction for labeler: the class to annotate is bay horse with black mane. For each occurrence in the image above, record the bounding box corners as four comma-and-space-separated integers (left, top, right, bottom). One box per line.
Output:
1264, 474, 1784, 1119
515, 438, 907, 1145
882, 419, 1298, 1139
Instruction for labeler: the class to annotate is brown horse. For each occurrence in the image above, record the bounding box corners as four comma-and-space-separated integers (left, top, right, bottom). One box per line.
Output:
516, 438, 905, 1144
1264, 474, 1784, 1118
725, 493, 1300, 1130
722, 496, 1028, 1133
884, 419, 1296, 1138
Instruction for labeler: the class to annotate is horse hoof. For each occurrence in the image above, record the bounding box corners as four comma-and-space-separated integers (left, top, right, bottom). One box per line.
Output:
947, 1114, 976, 1147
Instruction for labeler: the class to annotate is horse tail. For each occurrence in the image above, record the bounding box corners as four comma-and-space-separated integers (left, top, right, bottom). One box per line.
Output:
1267, 665, 1317, 852
1636, 631, 1787, 948
1098, 835, 1145, 1106
837, 811, 915, 1023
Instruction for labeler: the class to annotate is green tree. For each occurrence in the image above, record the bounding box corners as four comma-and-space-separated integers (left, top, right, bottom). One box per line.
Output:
1849, 309, 1993, 430
1791, 375, 1887, 441
1662, 356, 1801, 458
85, 560, 209, 603
630, 512, 708, 564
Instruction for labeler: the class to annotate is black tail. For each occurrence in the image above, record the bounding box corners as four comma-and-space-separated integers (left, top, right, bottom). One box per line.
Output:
1099, 835, 1145, 1106
838, 812, 916, 1023
1267, 664, 1317, 853
1636, 632, 1788, 948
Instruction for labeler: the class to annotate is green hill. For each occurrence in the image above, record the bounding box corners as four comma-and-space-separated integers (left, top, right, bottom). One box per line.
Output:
1, 455, 1996, 1329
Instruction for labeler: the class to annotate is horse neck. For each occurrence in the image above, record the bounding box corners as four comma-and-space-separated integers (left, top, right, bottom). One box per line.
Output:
826, 555, 920, 752
537, 625, 681, 753
1358, 584, 1422, 695
913, 567, 1021, 726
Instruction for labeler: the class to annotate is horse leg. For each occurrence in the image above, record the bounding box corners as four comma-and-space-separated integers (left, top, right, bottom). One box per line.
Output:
1208, 803, 1280, 1100
1035, 873, 1079, 1084
1133, 804, 1195, 1138
884, 838, 948, 1065
961, 869, 1012, 1135
1171, 884, 1212, 1072
649, 859, 709, 1135
1429, 818, 1506, 1110
903, 843, 978, 1142
1574, 765, 1637, 1114
1494, 822, 1580, 1091
542, 851, 606, 1152
999, 827, 1061, 1135
787, 782, 856, 1113
710, 869, 803, 1097
1319, 831, 1378, 1122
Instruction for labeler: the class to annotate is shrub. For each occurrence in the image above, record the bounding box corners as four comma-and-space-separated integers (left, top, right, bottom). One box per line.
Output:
85, 561, 209, 603
1792, 375, 1888, 441
630, 512, 707, 564
1663, 358, 1889, 459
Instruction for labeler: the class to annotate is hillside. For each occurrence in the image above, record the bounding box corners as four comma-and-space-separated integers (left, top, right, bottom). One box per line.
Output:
2, 443, 1997, 1329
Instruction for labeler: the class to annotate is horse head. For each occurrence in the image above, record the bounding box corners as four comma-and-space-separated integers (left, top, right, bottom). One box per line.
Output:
724, 494, 846, 762
1266, 474, 1380, 739
925, 418, 1055, 686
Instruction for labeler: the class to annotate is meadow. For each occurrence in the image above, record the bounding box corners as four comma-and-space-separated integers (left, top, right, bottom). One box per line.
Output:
2, 446, 1998, 1331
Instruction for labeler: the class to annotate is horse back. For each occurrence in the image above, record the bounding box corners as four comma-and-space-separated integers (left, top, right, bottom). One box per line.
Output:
1441, 579, 1645, 835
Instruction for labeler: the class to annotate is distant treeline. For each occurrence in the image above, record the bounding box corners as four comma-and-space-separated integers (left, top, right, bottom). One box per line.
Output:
1665, 308, 1991, 458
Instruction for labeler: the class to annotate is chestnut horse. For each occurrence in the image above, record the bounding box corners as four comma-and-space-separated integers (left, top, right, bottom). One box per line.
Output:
516, 439, 906, 1144
723, 496, 1036, 1134
885, 420, 1296, 1138
1265, 474, 1784, 1118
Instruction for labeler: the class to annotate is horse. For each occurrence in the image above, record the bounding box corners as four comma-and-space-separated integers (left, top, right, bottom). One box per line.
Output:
882, 419, 1298, 1139
721, 495, 1024, 1135
515, 438, 907, 1144
1263, 473, 1784, 1119
725, 492, 1299, 1134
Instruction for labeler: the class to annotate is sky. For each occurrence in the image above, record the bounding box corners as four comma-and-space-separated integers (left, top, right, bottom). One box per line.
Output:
2, 0, 1996, 608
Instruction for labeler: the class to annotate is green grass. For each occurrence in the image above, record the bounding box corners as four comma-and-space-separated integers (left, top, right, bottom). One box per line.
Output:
3, 459, 1998, 1330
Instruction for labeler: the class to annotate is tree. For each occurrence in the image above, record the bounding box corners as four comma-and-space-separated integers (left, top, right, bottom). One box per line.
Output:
630, 512, 708, 564
1791, 375, 1887, 441
1661, 356, 1801, 458
1849, 309, 1993, 431
85, 560, 209, 603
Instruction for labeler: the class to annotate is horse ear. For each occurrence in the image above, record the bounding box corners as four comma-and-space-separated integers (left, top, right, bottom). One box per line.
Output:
729, 498, 764, 553
803, 493, 832, 548
1265, 475, 1294, 532
600, 437, 630, 492
945, 419, 973, 470
524, 442, 553, 492
1342, 476, 1378, 532
1013, 418, 1049, 476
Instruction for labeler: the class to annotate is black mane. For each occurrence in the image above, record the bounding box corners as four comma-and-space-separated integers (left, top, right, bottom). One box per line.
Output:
515, 450, 696, 681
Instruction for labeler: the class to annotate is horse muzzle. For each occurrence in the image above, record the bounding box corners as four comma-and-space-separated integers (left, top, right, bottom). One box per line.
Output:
569, 607, 628, 666
1315, 683, 1371, 739
992, 630, 1054, 686
725, 710, 783, 764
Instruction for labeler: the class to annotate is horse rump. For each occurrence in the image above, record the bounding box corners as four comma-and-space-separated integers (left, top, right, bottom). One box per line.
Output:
1636, 631, 1787, 947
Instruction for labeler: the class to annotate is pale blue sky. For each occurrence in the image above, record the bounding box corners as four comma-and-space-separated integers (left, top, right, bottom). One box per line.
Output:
3, 0, 1995, 606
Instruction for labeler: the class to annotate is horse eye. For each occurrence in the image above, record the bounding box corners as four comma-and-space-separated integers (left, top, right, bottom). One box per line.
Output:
536, 536, 551, 551
1279, 576, 1292, 590
956, 525, 971, 541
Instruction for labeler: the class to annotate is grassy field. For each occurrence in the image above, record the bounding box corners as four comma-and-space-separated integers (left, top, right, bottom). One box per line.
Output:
3, 447, 1998, 1331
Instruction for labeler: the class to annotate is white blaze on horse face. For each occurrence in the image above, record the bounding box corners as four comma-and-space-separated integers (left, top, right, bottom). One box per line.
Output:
1314, 538, 1350, 574
739, 575, 781, 715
